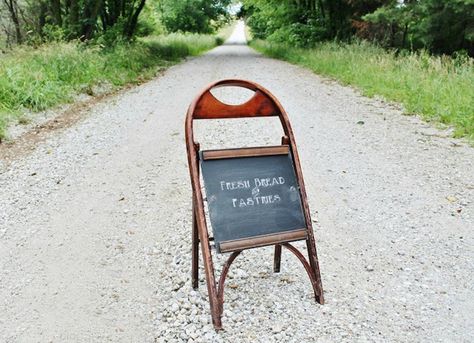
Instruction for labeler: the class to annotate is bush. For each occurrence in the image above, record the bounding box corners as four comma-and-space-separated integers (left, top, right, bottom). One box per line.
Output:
0, 33, 221, 140
268, 19, 328, 47
159, 0, 230, 34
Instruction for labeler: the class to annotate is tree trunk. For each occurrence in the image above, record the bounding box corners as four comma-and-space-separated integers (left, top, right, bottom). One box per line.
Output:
38, 1, 47, 35
4, 0, 23, 44
49, 0, 62, 26
81, 0, 103, 40
318, 0, 325, 19
390, 23, 395, 47
124, 0, 146, 39
68, 0, 79, 37
401, 23, 408, 49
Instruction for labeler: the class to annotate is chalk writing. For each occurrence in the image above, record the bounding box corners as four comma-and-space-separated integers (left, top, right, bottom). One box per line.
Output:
218, 176, 287, 208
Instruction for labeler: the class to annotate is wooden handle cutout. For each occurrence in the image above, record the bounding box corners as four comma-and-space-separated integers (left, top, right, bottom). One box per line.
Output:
194, 90, 281, 119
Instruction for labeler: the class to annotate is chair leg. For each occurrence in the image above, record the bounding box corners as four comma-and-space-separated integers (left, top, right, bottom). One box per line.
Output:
273, 244, 282, 273
191, 203, 199, 289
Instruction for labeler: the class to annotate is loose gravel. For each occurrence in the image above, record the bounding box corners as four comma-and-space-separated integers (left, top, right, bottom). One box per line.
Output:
1, 22, 473, 342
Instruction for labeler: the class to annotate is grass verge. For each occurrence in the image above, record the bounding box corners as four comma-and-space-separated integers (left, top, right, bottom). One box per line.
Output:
0, 33, 222, 141
251, 40, 474, 141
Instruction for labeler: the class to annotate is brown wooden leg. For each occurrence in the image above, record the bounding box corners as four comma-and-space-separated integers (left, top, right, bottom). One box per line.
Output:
194, 207, 222, 330
282, 243, 322, 304
305, 237, 324, 304
202, 245, 222, 330
273, 244, 282, 273
217, 250, 242, 317
191, 200, 199, 289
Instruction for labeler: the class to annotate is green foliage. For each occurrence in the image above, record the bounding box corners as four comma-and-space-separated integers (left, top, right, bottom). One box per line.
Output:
244, 0, 327, 46
0, 0, 148, 44
268, 20, 329, 47
252, 39, 474, 140
416, 0, 474, 55
40, 24, 67, 42
243, 0, 474, 56
0, 33, 221, 140
364, 0, 474, 55
159, 0, 231, 34
242, 0, 378, 46
245, 0, 308, 43
135, 3, 164, 37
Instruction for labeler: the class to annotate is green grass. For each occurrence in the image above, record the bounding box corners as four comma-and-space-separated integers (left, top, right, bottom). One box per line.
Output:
0, 33, 222, 140
251, 40, 474, 141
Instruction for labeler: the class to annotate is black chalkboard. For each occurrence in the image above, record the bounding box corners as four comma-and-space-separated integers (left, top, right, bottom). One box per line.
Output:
200, 149, 307, 253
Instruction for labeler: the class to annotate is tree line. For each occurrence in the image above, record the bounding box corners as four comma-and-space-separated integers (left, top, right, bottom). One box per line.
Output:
0, 0, 230, 47
1, 0, 147, 45
241, 0, 474, 56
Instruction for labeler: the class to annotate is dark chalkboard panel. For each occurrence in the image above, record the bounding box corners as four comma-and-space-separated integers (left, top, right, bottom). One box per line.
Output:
200, 146, 307, 253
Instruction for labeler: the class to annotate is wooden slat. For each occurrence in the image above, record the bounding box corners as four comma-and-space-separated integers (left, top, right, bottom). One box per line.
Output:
219, 228, 307, 253
202, 145, 289, 161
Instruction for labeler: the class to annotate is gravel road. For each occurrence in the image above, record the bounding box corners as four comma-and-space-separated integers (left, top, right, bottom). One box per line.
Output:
1, 22, 473, 343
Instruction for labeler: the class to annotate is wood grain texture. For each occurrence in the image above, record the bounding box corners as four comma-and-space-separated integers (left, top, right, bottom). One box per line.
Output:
202, 145, 289, 160
219, 229, 307, 253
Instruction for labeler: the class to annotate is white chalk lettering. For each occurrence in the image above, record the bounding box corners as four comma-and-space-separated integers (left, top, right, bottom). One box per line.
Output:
231, 194, 282, 208
220, 179, 251, 191
223, 175, 285, 208
254, 177, 285, 188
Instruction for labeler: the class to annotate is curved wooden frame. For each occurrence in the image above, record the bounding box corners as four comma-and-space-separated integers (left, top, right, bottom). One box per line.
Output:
185, 79, 324, 330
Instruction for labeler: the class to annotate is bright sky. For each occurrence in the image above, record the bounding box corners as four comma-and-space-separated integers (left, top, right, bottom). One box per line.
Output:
228, 2, 242, 15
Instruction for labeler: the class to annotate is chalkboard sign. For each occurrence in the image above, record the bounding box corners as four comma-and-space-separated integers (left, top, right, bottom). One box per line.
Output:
186, 80, 324, 329
200, 146, 307, 253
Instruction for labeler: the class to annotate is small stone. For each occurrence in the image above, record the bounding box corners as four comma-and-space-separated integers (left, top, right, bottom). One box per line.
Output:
272, 324, 283, 333
170, 303, 179, 313
185, 324, 197, 339
446, 195, 458, 203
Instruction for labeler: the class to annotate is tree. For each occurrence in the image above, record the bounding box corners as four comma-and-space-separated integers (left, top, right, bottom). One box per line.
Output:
364, 0, 474, 55
99, 0, 148, 39
2, 0, 22, 43
159, 0, 230, 34
416, 0, 473, 55
0, 0, 149, 45
242, 0, 390, 46
243, 0, 473, 55
362, 0, 418, 48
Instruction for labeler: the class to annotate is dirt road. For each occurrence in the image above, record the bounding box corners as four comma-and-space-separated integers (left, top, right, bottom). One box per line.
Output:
1, 22, 473, 342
